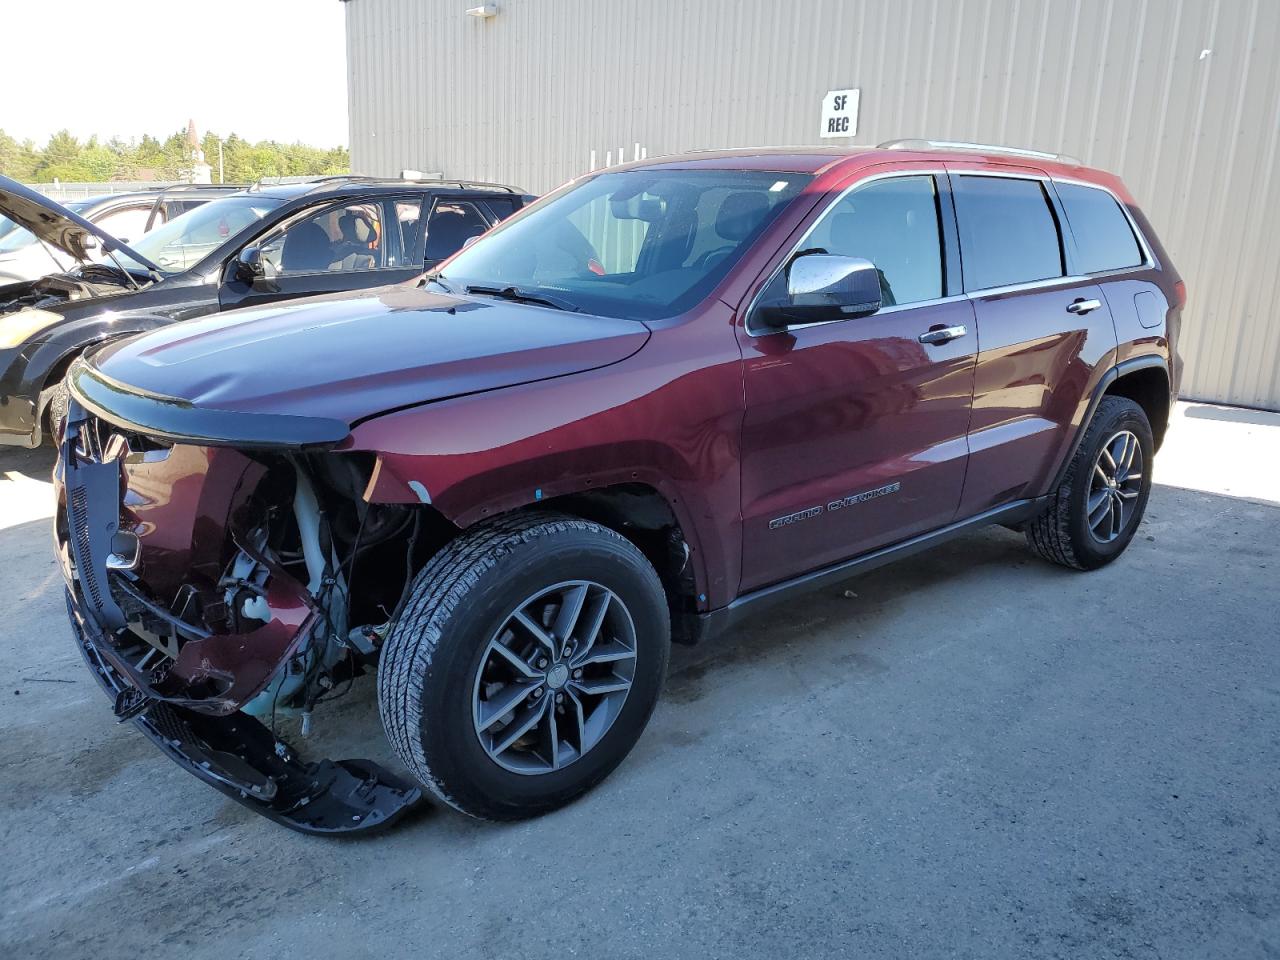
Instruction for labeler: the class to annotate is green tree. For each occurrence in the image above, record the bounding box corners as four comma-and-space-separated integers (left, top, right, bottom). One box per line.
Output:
0, 127, 349, 184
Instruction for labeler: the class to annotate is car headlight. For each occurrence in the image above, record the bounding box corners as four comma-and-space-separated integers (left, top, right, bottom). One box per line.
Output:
0, 309, 62, 349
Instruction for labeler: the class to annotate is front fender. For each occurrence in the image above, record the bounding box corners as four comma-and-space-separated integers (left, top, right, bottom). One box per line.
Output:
19, 312, 175, 403
347, 321, 747, 609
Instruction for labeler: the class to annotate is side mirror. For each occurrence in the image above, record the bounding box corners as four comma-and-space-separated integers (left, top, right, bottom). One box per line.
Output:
234, 245, 264, 282
755, 253, 882, 329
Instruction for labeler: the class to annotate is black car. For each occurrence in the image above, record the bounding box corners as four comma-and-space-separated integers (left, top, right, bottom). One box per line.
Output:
0, 183, 245, 284
0, 174, 533, 447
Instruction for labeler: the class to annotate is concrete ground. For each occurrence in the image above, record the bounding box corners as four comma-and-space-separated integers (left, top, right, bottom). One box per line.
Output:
1, 402, 1277, 960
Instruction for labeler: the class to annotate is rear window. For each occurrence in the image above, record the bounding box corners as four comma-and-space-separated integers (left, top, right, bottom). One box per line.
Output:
1057, 182, 1144, 274
952, 176, 1064, 291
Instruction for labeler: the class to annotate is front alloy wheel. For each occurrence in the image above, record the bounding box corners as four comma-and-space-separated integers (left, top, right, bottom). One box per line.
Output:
378, 512, 670, 820
473, 580, 637, 774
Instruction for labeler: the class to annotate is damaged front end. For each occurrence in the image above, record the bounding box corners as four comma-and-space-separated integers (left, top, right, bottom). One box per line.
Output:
55, 371, 424, 834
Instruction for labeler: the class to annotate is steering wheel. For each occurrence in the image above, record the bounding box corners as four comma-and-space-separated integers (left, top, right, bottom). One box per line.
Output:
691, 245, 736, 269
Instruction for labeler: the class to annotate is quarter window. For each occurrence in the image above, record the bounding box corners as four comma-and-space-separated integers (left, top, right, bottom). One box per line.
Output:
805, 175, 944, 307
1057, 182, 1144, 274
952, 176, 1064, 291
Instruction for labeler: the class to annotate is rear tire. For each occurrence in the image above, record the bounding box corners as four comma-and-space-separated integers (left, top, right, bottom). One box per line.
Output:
378, 512, 670, 820
1026, 396, 1154, 570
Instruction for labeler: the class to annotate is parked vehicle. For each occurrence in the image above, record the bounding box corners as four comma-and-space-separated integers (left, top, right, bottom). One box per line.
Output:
0, 184, 240, 284
0, 175, 533, 447
55, 142, 1182, 833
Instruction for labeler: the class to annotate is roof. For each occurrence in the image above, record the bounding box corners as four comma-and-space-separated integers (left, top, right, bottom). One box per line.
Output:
617, 140, 1125, 195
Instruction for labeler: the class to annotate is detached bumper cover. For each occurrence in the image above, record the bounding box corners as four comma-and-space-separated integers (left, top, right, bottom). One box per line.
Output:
57, 403, 422, 835
67, 595, 421, 834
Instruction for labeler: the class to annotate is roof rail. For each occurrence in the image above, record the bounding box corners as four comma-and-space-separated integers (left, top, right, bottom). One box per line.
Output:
255, 174, 523, 194
160, 183, 246, 191
877, 138, 1081, 165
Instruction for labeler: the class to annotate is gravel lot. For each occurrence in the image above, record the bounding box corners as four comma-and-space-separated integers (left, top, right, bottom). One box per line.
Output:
2, 403, 1277, 960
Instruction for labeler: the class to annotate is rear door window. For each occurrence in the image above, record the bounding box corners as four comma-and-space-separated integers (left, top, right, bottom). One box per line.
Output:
424, 200, 490, 263
952, 176, 1065, 291
481, 197, 520, 222
1056, 182, 1144, 274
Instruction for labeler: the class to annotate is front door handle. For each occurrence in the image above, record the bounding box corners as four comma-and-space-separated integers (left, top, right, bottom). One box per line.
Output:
918, 324, 967, 345
1066, 297, 1103, 315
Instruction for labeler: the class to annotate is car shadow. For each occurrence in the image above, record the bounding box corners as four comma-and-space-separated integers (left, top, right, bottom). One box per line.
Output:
1183, 403, 1280, 427
0, 442, 57, 479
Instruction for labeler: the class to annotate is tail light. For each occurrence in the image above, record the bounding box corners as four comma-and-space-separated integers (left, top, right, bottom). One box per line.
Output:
1174, 280, 1187, 308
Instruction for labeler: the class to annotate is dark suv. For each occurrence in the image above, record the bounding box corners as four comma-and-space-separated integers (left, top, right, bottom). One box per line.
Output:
55, 142, 1182, 833
0, 175, 532, 447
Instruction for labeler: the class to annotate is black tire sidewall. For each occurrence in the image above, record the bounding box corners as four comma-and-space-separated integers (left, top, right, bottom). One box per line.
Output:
414, 525, 669, 817
1066, 399, 1154, 568
41, 382, 70, 447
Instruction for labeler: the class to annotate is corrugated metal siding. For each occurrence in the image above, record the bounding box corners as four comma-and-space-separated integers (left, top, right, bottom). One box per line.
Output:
347, 0, 1280, 410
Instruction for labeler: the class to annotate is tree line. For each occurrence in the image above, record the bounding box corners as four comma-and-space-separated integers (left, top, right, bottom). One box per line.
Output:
0, 128, 349, 184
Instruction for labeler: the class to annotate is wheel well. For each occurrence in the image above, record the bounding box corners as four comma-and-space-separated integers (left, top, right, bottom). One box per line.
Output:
1105, 366, 1171, 450
536, 483, 701, 643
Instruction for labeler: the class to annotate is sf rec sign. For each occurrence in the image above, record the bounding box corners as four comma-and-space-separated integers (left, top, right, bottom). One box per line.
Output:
820, 88, 860, 138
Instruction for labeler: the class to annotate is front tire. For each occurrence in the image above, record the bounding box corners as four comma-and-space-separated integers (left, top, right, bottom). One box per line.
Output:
378, 512, 670, 820
40, 381, 70, 447
1026, 395, 1154, 570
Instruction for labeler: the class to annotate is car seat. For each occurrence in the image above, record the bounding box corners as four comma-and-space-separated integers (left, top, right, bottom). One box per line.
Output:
281, 222, 334, 273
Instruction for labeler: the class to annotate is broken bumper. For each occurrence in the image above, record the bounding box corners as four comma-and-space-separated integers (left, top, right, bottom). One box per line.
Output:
66, 593, 421, 834
56, 403, 422, 834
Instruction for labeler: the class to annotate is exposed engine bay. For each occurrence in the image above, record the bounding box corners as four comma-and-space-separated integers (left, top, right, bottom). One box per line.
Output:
0, 267, 138, 315
57, 411, 433, 832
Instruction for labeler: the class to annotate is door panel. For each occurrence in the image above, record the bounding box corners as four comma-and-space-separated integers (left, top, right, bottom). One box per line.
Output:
959, 280, 1115, 516
739, 298, 976, 592
737, 170, 976, 593
946, 167, 1119, 517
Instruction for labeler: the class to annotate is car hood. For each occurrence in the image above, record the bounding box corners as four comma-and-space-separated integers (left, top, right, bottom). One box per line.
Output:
80, 284, 650, 442
0, 175, 161, 272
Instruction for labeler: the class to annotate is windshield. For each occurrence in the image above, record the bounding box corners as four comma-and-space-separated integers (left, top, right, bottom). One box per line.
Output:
437, 169, 811, 320
117, 195, 284, 274
0, 200, 94, 254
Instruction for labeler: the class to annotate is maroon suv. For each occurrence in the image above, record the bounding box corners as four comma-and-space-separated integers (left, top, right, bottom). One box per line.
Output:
55, 142, 1182, 833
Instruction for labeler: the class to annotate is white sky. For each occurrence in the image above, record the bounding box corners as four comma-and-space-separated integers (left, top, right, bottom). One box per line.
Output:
3, 0, 349, 147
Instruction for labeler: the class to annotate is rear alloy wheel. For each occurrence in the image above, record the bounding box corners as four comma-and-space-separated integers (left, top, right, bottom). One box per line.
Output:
1086, 430, 1145, 544
1026, 395, 1154, 570
378, 512, 670, 820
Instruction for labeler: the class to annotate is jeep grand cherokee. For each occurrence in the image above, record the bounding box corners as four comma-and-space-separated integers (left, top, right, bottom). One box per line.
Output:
54, 141, 1182, 833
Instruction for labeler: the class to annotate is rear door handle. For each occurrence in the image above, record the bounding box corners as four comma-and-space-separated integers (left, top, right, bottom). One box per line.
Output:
918, 324, 967, 345
1066, 298, 1103, 315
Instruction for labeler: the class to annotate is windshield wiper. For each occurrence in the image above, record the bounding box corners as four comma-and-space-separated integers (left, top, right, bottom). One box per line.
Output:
464, 284, 582, 313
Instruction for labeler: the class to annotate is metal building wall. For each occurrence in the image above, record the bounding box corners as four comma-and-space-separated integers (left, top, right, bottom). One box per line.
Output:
346, 0, 1280, 410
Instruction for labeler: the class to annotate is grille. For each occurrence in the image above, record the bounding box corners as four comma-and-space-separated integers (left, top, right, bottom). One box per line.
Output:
69, 486, 106, 613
